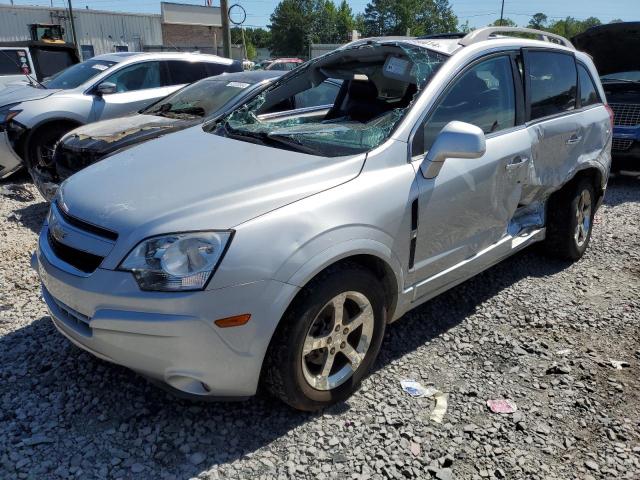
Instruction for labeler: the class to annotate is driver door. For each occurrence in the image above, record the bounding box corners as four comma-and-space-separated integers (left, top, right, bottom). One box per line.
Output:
407, 53, 531, 295
88, 61, 175, 121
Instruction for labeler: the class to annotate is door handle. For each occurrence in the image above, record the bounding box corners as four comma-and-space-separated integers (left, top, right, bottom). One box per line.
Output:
506, 155, 529, 170
566, 134, 582, 145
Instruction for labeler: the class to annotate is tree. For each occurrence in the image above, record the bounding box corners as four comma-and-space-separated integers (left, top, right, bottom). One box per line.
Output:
268, 0, 315, 57
491, 18, 517, 27
528, 13, 548, 30
335, 0, 355, 41
547, 16, 601, 38
361, 0, 457, 37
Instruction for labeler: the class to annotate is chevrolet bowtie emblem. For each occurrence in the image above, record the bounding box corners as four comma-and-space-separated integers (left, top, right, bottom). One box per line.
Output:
50, 216, 67, 242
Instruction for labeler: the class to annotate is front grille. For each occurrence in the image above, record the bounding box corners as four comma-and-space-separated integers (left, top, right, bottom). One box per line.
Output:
609, 103, 640, 127
56, 201, 118, 241
47, 232, 105, 273
612, 138, 634, 151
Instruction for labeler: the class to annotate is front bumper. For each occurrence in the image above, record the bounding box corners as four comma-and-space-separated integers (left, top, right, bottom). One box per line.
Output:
34, 227, 299, 398
0, 130, 23, 179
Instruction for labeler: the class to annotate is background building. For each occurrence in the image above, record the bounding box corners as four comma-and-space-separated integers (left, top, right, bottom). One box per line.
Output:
0, 2, 238, 60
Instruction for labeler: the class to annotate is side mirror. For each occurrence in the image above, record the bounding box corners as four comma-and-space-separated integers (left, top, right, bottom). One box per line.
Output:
95, 82, 117, 96
420, 121, 486, 179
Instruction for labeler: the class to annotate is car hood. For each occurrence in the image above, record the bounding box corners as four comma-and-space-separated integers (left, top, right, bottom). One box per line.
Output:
59, 114, 194, 157
58, 126, 365, 238
573, 22, 640, 76
0, 84, 59, 106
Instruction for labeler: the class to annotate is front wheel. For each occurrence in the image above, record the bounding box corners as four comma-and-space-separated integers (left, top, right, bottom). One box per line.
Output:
27, 124, 73, 199
544, 177, 596, 261
263, 263, 387, 411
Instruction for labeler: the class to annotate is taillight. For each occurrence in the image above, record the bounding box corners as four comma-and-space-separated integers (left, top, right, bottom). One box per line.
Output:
605, 104, 615, 127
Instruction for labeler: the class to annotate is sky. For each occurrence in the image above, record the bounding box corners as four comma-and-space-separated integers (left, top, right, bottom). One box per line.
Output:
1, 0, 639, 30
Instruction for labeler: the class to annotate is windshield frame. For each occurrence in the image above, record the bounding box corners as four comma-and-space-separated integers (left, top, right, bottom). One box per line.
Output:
211, 42, 449, 158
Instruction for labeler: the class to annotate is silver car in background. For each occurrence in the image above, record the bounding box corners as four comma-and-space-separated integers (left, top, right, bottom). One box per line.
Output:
35, 27, 612, 411
0, 51, 241, 179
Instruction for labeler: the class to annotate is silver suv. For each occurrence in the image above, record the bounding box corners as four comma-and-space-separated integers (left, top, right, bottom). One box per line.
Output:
34, 28, 612, 411
0, 51, 241, 179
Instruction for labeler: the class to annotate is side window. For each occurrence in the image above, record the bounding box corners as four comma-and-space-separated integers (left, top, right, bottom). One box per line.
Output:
527, 51, 577, 120
295, 80, 341, 108
414, 55, 516, 155
166, 60, 207, 85
578, 64, 600, 107
104, 61, 161, 92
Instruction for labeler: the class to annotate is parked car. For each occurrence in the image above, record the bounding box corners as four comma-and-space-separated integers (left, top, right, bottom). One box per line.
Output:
34, 27, 611, 411
573, 22, 640, 171
0, 41, 80, 90
265, 58, 304, 71
0, 52, 242, 179
31, 70, 286, 199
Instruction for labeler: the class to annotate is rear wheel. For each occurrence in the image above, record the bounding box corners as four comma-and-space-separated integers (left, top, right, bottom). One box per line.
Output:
544, 177, 596, 260
263, 263, 386, 411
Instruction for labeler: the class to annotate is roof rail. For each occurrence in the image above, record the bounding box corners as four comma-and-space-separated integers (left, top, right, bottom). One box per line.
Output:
459, 27, 574, 49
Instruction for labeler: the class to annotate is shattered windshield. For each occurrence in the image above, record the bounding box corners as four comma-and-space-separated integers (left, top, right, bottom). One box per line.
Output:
214, 43, 447, 157
145, 78, 258, 119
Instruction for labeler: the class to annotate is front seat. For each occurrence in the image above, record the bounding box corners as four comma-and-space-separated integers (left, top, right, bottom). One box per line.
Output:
344, 80, 390, 122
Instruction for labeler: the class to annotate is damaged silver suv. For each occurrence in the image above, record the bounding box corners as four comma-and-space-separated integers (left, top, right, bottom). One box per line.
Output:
35, 27, 612, 411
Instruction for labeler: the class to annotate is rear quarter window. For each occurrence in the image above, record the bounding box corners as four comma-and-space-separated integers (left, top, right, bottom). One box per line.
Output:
526, 51, 577, 120
578, 64, 601, 107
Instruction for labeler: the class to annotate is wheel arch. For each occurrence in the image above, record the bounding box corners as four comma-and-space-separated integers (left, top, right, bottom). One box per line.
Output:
285, 241, 404, 324
24, 117, 83, 159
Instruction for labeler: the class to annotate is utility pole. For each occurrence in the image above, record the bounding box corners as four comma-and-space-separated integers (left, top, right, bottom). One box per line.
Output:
67, 0, 79, 54
220, 0, 232, 59
499, 0, 505, 26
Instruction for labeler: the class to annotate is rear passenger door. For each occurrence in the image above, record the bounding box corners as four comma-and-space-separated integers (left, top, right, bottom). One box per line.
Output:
521, 49, 581, 201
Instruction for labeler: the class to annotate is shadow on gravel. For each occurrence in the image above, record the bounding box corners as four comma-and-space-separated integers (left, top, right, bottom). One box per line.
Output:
604, 173, 640, 207
10, 202, 49, 234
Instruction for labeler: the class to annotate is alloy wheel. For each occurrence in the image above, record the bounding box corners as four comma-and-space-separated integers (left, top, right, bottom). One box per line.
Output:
301, 291, 374, 391
574, 188, 592, 248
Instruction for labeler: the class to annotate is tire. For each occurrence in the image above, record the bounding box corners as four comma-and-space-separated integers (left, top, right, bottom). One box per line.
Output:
26, 123, 74, 177
263, 262, 387, 411
543, 177, 596, 261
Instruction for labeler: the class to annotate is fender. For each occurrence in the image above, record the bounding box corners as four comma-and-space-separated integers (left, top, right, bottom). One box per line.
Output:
280, 235, 406, 319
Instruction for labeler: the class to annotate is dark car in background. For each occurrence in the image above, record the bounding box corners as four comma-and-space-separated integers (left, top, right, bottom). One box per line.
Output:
33, 70, 286, 199
574, 22, 640, 170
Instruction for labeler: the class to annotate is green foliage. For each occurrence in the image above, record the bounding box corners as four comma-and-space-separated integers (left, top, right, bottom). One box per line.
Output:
268, 0, 358, 57
545, 16, 601, 38
491, 18, 517, 27
528, 13, 548, 30
361, 0, 457, 37
231, 27, 271, 60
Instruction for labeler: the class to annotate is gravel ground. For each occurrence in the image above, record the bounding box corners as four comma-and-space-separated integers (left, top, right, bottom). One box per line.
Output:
0, 171, 639, 480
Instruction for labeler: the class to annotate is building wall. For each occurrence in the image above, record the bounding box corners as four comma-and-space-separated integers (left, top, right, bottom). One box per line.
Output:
161, 23, 221, 50
0, 4, 162, 59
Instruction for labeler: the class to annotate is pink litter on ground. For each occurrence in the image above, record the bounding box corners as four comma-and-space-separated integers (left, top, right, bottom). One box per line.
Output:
487, 399, 517, 414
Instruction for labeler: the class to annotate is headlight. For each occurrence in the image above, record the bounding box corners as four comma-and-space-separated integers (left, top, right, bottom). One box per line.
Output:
119, 231, 232, 291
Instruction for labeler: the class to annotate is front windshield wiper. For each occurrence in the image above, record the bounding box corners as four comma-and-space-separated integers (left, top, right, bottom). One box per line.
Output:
266, 133, 322, 156
602, 77, 640, 84
222, 122, 321, 155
